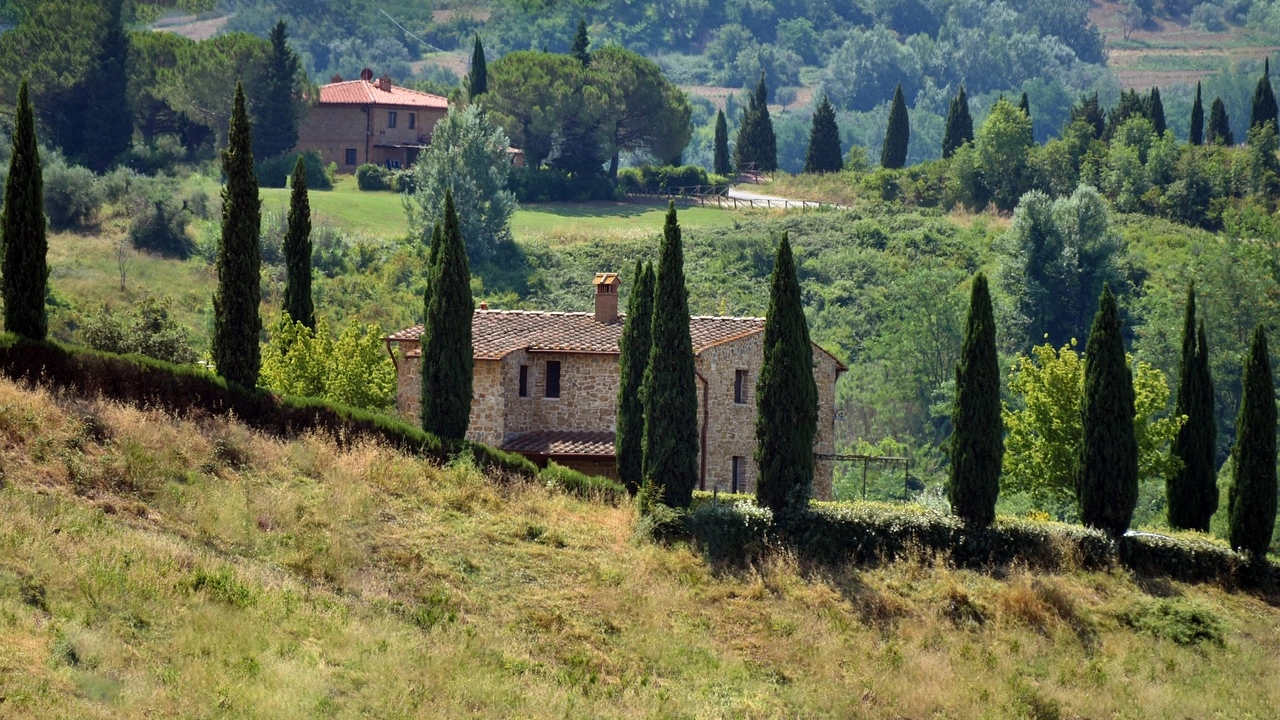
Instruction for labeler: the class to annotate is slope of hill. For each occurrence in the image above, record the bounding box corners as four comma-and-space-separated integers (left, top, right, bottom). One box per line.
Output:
2, 377, 1279, 718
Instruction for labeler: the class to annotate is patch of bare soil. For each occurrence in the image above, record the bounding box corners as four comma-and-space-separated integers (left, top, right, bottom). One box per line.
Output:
151, 14, 230, 42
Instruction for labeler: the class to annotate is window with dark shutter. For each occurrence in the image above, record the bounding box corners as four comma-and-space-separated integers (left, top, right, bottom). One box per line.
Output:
388, 111, 397, 128
545, 361, 561, 398
519, 365, 529, 397
732, 456, 743, 493
734, 369, 747, 404
344, 148, 357, 165
409, 113, 416, 129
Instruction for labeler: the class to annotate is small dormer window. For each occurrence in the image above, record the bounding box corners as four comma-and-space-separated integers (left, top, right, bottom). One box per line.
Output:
388, 111, 397, 128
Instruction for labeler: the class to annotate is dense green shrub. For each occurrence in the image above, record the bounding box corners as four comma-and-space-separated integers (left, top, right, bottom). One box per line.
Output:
356, 163, 393, 191
616, 165, 727, 194
508, 167, 617, 202
538, 461, 627, 504
0, 334, 537, 479
129, 198, 194, 259
257, 151, 333, 190
42, 156, 104, 230
80, 295, 199, 365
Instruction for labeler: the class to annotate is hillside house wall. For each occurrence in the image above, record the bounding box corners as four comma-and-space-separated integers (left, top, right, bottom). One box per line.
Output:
500, 351, 618, 439
391, 343, 504, 447
296, 104, 447, 171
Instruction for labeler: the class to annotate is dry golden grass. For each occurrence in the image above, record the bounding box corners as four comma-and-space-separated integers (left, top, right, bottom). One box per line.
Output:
2, 376, 1280, 718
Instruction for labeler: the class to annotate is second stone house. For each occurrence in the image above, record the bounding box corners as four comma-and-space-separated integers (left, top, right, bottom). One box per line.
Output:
385, 274, 846, 498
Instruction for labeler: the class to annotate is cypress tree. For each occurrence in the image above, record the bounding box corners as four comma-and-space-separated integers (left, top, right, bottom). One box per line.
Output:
755, 233, 818, 518
212, 82, 262, 388
419, 190, 474, 441
1018, 92, 1033, 143
642, 202, 699, 508
1251, 57, 1278, 133
1, 80, 48, 341
880, 83, 909, 169
1150, 87, 1167, 137
469, 34, 487, 97
1190, 82, 1205, 145
804, 94, 843, 174
1228, 326, 1277, 556
80, 0, 131, 173
254, 20, 301, 159
1077, 284, 1139, 536
734, 73, 777, 173
949, 273, 1003, 528
283, 156, 314, 330
617, 260, 655, 494
942, 85, 973, 159
1208, 97, 1234, 145
1069, 92, 1105, 139
571, 16, 590, 66
713, 109, 731, 176
1169, 285, 1217, 531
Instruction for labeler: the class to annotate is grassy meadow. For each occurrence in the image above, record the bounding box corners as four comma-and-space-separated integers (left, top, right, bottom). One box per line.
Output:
2, 376, 1279, 718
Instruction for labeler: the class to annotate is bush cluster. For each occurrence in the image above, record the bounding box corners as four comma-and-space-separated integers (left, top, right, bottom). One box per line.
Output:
356, 163, 394, 191
0, 334, 536, 479
617, 165, 728, 195
257, 151, 334, 190
43, 155, 105, 230
507, 167, 618, 202
650, 494, 1273, 588
538, 461, 627, 504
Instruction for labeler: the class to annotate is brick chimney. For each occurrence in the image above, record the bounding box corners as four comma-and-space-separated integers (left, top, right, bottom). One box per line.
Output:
376, 73, 392, 92
593, 272, 620, 323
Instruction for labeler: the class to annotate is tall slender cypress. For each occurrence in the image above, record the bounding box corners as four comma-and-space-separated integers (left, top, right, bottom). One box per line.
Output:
469, 34, 487, 97
212, 82, 262, 388
1150, 87, 1167, 137
419, 190, 474, 440
254, 20, 301, 159
1229, 326, 1277, 556
642, 202, 699, 508
713, 109, 731, 176
880, 83, 909, 169
1190, 82, 1205, 145
755, 233, 818, 518
283, 156, 314, 330
949, 273, 1003, 528
1208, 97, 1234, 145
1, 80, 48, 340
804, 95, 843, 174
1169, 285, 1217, 531
734, 73, 777, 172
942, 85, 973, 159
1252, 57, 1278, 132
571, 16, 590, 66
80, 0, 131, 172
1018, 92, 1033, 143
617, 260, 655, 494
1077, 284, 1139, 536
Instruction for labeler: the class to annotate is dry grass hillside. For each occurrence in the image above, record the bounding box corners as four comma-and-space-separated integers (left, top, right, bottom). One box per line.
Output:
2, 376, 1280, 718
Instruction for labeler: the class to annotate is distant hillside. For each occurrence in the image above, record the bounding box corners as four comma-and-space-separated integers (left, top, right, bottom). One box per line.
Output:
3, 376, 1280, 717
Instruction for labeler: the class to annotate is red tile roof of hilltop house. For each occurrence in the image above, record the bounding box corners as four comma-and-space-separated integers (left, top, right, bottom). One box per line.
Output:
387, 310, 846, 368
318, 79, 448, 109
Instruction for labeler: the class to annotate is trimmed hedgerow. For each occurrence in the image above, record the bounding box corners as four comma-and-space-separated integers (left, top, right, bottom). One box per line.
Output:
539, 461, 627, 505
0, 334, 536, 479
655, 494, 1273, 588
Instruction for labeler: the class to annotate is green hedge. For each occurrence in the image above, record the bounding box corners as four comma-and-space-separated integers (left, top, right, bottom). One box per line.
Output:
617, 165, 728, 195
655, 495, 1274, 588
0, 335, 536, 479
538, 461, 627, 504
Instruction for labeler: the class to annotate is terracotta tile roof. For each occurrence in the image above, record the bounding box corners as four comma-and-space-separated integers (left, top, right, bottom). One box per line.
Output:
387, 310, 772, 359
502, 430, 615, 457
318, 80, 448, 109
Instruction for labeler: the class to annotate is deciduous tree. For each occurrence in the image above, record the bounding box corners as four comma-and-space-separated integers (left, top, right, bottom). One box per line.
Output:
949, 273, 1002, 527
419, 190, 474, 440
212, 82, 262, 388
976, 97, 1031, 210
1077, 285, 1139, 536
284, 156, 314, 330
755, 233, 818, 518
1228, 325, 1276, 556
1, 80, 48, 340
617, 260, 655, 494
642, 202, 699, 508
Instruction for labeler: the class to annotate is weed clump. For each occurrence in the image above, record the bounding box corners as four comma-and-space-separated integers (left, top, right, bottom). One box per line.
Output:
1121, 598, 1226, 646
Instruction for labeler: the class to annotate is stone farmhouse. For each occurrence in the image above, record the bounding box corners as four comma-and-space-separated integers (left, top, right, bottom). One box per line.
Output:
295, 73, 450, 172
385, 274, 846, 499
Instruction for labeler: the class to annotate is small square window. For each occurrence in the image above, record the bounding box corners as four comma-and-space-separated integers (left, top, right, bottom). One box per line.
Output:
731, 456, 744, 493
734, 369, 748, 404
545, 361, 561, 398
519, 365, 529, 397
344, 148, 358, 165
388, 111, 397, 128
409, 112, 416, 129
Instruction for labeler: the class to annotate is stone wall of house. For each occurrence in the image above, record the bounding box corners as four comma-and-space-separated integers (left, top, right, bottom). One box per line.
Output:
695, 335, 840, 500
295, 104, 446, 172
390, 340, 503, 447
502, 351, 619, 439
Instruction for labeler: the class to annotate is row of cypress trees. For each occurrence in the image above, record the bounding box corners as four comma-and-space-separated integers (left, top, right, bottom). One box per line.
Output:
949, 276, 1276, 556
